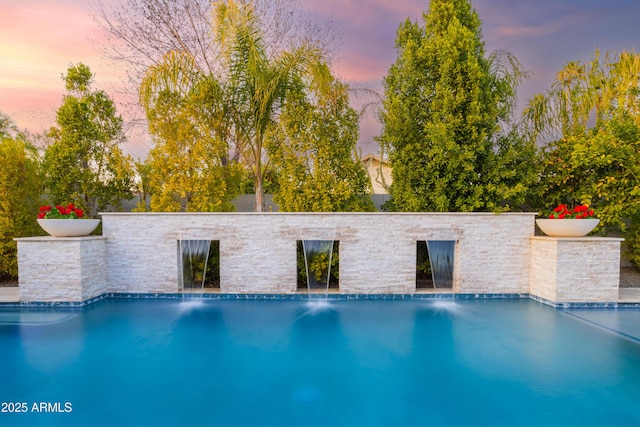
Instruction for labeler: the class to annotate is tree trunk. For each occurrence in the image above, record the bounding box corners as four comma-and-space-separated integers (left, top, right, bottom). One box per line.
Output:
254, 174, 265, 212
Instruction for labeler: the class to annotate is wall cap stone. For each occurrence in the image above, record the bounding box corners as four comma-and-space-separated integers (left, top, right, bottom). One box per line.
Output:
100, 212, 538, 217
15, 236, 107, 242
531, 236, 624, 242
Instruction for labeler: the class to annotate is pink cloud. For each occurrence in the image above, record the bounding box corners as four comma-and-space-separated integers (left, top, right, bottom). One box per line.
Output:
0, 1, 121, 132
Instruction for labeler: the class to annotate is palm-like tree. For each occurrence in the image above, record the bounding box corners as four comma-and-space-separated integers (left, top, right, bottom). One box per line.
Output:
140, 0, 329, 211
523, 50, 640, 142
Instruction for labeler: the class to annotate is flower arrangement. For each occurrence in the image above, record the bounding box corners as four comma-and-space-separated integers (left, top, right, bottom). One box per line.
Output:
38, 203, 85, 219
547, 204, 595, 219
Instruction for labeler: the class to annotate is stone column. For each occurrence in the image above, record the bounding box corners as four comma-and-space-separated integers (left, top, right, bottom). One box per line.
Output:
530, 236, 623, 305
15, 236, 107, 303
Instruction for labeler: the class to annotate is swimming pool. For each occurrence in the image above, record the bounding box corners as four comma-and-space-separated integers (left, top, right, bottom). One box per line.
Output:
1, 298, 639, 426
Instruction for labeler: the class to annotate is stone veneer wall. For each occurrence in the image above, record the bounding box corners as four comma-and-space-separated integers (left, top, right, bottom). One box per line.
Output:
101, 212, 536, 295
16, 236, 107, 302
530, 236, 623, 304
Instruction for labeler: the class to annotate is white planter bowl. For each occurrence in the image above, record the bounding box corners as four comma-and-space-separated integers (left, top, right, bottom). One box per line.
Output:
37, 219, 101, 237
536, 218, 599, 237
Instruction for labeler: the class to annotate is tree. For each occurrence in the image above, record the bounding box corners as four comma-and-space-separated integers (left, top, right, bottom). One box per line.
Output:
132, 159, 152, 212
267, 71, 375, 212
137, 0, 332, 211
0, 112, 20, 140
524, 50, 640, 142
379, 0, 532, 212
0, 113, 41, 279
142, 88, 242, 211
96, 0, 333, 85
524, 50, 640, 264
217, 0, 333, 211
524, 50, 640, 214
43, 64, 135, 217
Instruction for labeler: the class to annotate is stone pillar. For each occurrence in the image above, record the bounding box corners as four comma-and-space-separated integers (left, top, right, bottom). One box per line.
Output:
16, 236, 107, 303
530, 236, 623, 304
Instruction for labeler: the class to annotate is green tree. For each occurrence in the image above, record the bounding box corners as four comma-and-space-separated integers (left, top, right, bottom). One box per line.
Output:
379, 0, 532, 212
525, 50, 640, 214
0, 113, 41, 279
43, 64, 135, 217
138, 0, 333, 212
142, 87, 242, 211
524, 50, 640, 265
267, 72, 374, 212
132, 159, 152, 212
524, 51, 640, 142
569, 112, 640, 227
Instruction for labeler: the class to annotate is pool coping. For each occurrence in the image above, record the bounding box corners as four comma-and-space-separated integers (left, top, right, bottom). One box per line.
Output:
1, 292, 639, 309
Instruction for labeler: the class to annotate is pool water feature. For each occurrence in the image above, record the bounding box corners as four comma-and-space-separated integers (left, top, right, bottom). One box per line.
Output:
301, 239, 335, 295
426, 240, 455, 289
178, 238, 211, 293
1, 299, 639, 426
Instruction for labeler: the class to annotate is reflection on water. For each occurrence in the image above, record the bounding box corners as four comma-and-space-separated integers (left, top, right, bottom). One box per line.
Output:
16, 310, 85, 373
0, 309, 78, 325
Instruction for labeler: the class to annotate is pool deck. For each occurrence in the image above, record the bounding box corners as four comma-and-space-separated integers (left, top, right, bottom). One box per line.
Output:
2, 286, 640, 305
0, 287, 19, 303
618, 288, 640, 303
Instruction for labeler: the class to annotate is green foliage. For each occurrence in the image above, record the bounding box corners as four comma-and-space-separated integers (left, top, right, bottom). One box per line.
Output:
296, 241, 339, 288
524, 50, 640, 142
180, 240, 220, 288
380, 0, 533, 212
531, 51, 640, 221
415, 240, 432, 288
144, 88, 242, 212
528, 50, 640, 265
43, 64, 135, 217
626, 217, 640, 268
268, 74, 375, 212
132, 160, 152, 212
539, 112, 640, 228
0, 116, 41, 278
139, 0, 334, 212
237, 167, 278, 195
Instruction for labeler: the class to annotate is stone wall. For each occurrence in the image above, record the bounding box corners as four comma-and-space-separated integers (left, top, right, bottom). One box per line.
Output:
14, 214, 626, 304
100, 212, 536, 295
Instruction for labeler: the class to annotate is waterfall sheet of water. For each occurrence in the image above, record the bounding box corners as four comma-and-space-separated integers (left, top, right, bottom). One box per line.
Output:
301, 239, 334, 302
178, 236, 211, 299
426, 240, 455, 290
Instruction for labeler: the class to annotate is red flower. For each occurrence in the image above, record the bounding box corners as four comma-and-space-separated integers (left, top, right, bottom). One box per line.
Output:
38, 202, 86, 219
546, 204, 596, 219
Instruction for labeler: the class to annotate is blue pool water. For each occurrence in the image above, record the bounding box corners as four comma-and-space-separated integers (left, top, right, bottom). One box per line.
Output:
1, 298, 640, 426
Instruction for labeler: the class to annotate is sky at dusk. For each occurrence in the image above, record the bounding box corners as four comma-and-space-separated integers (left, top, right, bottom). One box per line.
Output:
2, 0, 640, 159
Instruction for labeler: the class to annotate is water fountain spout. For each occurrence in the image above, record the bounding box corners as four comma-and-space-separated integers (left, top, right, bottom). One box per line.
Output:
178, 229, 212, 299
300, 228, 336, 304
426, 240, 455, 290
